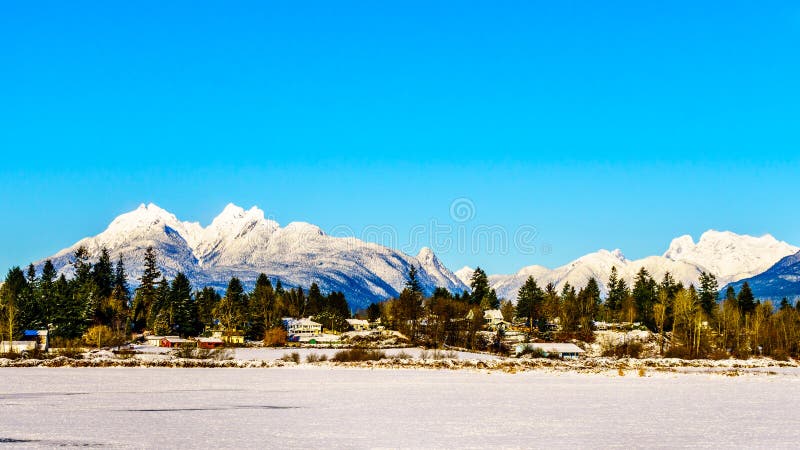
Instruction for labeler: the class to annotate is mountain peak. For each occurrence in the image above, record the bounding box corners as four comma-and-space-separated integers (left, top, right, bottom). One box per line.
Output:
214, 203, 265, 221
417, 247, 435, 261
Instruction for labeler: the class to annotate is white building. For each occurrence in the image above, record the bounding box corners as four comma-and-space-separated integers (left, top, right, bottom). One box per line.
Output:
346, 319, 370, 331
284, 318, 322, 335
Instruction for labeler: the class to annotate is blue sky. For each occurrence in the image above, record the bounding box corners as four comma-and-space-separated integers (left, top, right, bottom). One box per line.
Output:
2, 1, 799, 275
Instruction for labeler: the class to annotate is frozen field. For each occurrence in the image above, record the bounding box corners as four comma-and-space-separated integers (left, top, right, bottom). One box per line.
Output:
1, 367, 799, 448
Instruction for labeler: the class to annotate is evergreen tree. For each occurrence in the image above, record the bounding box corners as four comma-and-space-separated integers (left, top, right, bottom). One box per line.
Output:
725, 285, 737, 307
132, 247, 160, 331
480, 288, 499, 310
469, 267, 490, 306
737, 282, 756, 315
605, 266, 628, 312
214, 277, 247, 331
39, 260, 57, 326
366, 303, 381, 322
516, 276, 544, 330
248, 274, 276, 339
92, 248, 114, 300
405, 266, 423, 295
196, 287, 220, 330
18, 264, 41, 329
306, 282, 324, 317
632, 267, 657, 328
169, 273, 194, 336
52, 274, 84, 339
697, 272, 718, 316
71, 246, 94, 333
326, 291, 350, 318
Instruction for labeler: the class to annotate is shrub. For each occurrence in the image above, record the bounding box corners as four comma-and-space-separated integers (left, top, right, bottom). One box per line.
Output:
392, 350, 412, 359
82, 325, 126, 348
280, 352, 300, 363
419, 349, 458, 360
770, 348, 789, 361
331, 348, 386, 362
517, 345, 547, 358
306, 353, 328, 363
263, 327, 288, 347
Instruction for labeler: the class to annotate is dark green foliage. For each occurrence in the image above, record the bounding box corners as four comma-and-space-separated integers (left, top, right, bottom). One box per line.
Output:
366, 303, 381, 322
405, 266, 423, 294
632, 268, 657, 328
132, 246, 161, 331
737, 282, 756, 314
698, 272, 718, 316
195, 287, 220, 330
516, 276, 544, 329
605, 266, 628, 312
469, 267, 499, 309
246, 274, 276, 339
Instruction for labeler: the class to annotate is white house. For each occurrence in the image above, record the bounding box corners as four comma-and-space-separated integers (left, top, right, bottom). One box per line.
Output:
345, 319, 370, 331
467, 309, 509, 330
144, 335, 166, 347
285, 318, 322, 335
515, 342, 585, 359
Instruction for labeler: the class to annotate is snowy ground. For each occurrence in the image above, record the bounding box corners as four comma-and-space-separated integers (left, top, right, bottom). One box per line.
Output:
1, 367, 799, 448
131, 345, 501, 361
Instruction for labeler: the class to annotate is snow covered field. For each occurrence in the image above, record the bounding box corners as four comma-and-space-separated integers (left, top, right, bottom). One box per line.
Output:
2, 367, 799, 448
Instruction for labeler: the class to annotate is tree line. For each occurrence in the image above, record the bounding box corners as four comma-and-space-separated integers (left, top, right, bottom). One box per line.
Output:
0, 246, 353, 345
513, 266, 800, 358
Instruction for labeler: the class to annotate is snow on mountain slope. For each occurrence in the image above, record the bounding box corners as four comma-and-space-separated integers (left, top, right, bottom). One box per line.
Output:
489, 232, 798, 302
454, 266, 475, 286
663, 230, 798, 286
724, 250, 800, 301
35, 203, 468, 310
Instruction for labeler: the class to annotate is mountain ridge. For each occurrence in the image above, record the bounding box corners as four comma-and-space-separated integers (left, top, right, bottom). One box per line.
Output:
36, 203, 468, 310
467, 230, 798, 301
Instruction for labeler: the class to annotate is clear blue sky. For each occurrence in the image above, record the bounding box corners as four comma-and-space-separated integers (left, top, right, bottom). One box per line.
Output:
2, 1, 799, 275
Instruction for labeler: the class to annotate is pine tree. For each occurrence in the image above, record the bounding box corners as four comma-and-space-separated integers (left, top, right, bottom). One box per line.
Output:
196, 287, 220, 330
132, 247, 160, 331
405, 266, 423, 295
18, 264, 41, 329
697, 272, 718, 316
248, 274, 275, 339
632, 267, 657, 328
606, 266, 626, 312
39, 260, 57, 326
306, 282, 324, 317
214, 277, 247, 332
737, 282, 756, 315
469, 267, 490, 306
516, 276, 544, 330
169, 273, 194, 336
725, 285, 737, 307
71, 246, 94, 333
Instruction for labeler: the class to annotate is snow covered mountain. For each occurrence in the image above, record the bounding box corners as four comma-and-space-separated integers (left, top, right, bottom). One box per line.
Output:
36, 203, 468, 310
724, 250, 800, 301
481, 231, 798, 302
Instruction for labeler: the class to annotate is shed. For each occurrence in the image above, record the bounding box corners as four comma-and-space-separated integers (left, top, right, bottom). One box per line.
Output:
197, 337, 224, 349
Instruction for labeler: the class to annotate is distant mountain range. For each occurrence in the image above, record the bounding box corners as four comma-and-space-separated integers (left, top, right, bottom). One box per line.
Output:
35, 203, 467, 310
456, 231, 799, 302
724, 250, 800, 301
32, 203, 800, 307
